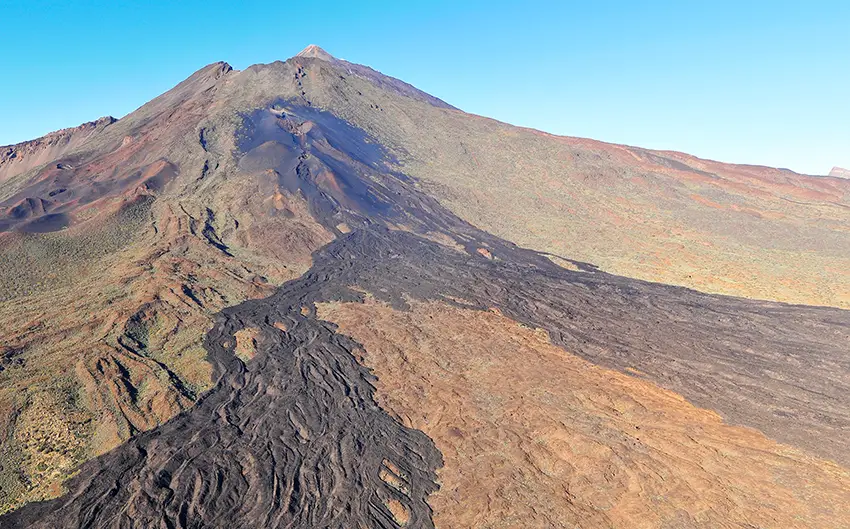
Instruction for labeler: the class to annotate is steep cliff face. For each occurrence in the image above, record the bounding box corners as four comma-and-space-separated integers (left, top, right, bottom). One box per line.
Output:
1, 46, 849, 527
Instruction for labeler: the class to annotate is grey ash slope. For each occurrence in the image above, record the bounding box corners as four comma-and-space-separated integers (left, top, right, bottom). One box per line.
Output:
296, 44, 456, 110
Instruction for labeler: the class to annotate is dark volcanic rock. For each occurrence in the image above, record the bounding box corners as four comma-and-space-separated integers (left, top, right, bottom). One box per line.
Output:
0, 251, 442, 527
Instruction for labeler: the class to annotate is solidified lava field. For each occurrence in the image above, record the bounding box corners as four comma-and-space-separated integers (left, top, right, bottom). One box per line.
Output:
4, 224, 850, 527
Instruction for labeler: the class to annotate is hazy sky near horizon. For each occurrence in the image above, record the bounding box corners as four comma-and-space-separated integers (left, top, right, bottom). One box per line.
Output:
1, 1, 847, 175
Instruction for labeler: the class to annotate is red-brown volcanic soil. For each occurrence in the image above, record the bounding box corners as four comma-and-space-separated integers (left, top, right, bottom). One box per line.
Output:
320, 297, 850, 528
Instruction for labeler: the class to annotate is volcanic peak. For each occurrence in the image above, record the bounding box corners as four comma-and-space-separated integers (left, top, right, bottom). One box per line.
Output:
296, 44, 336, 62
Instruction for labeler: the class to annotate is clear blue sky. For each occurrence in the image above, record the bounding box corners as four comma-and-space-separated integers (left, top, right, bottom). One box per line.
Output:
1, 0, 847, 175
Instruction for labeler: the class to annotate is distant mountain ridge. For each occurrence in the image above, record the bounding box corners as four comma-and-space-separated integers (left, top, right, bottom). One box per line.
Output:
829, 166, 850, 178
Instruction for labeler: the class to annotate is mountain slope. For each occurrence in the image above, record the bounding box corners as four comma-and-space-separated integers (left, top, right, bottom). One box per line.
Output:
275, 52, 850, 309
0, 117, 117, 185
0, 46, 848, 527
0, 59, 333, 511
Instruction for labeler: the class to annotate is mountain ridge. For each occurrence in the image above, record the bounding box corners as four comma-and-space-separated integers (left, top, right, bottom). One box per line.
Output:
0, 116, 117, 184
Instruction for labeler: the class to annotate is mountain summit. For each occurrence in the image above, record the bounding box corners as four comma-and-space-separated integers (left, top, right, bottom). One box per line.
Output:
1, 48, 849, 528
296, 44, 336, 61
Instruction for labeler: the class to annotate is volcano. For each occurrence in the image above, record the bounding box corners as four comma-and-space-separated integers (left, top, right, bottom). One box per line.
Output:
0, 46, 848, 528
